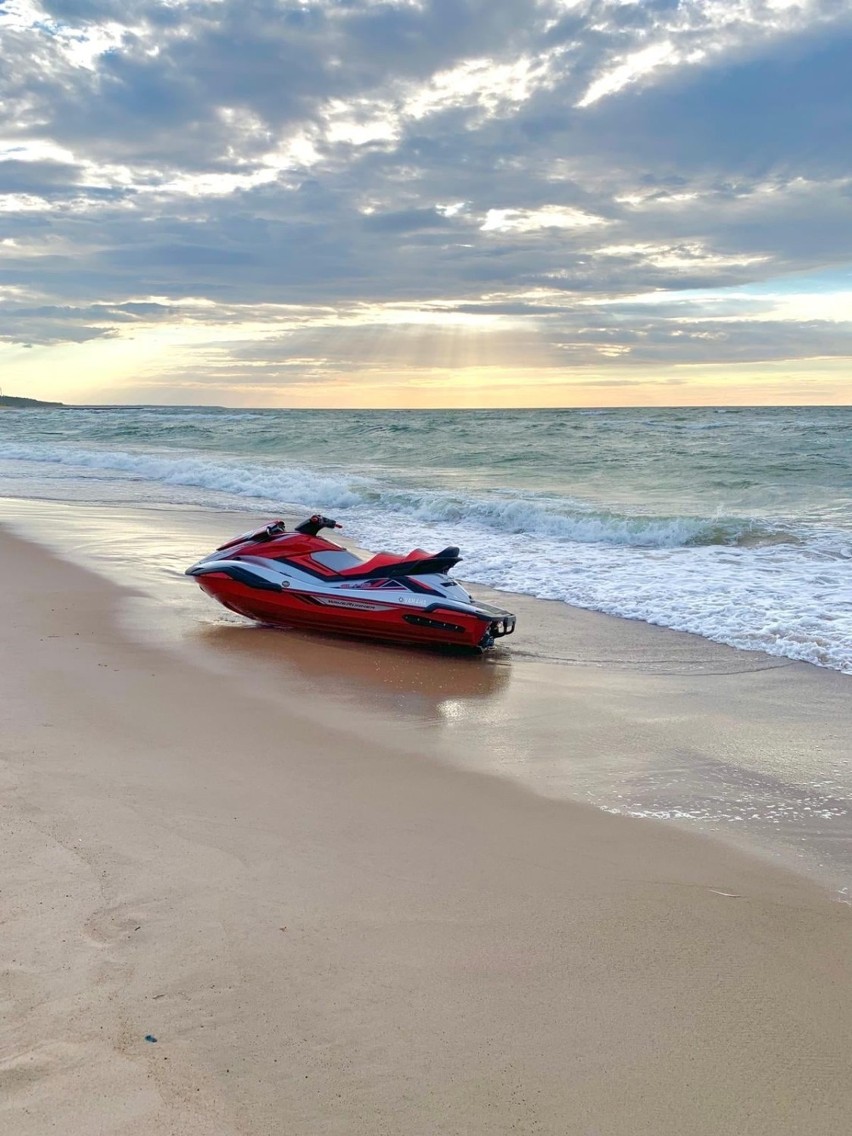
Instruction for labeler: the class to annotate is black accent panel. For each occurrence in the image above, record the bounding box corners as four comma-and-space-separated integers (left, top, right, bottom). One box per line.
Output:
417, 602, 514, 637
402, 614, 466, 634
214, 566, 282, 592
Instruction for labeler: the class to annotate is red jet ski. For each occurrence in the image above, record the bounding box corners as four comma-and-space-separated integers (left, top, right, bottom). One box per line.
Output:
186, 514, 516, 651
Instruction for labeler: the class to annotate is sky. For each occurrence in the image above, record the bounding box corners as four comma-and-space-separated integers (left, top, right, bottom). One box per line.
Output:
1, 0, 851, 408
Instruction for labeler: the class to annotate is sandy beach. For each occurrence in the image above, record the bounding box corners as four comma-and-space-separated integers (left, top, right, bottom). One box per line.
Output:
2, 515, 851, 1134
6, 0, 852, 1128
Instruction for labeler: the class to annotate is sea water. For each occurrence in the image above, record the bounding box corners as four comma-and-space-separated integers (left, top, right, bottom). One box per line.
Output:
2, 404, 850, 673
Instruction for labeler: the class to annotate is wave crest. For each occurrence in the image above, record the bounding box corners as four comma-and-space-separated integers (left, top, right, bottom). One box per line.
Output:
2, 442, 801, 550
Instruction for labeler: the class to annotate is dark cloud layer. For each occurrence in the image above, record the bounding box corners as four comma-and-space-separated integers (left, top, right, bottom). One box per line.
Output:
2, 0, 852, 387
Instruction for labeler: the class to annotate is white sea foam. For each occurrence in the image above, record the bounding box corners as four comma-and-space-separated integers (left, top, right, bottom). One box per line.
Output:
348, 512, 852, 674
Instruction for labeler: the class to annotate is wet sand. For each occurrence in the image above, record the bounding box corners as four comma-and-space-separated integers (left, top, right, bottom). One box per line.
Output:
2, 520, 852, 1134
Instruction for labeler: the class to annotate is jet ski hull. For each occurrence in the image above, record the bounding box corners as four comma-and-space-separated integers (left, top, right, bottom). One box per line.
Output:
195, 573, 509, 650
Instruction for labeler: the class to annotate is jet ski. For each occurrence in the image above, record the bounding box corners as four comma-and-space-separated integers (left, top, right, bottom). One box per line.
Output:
186, 514, 516, 651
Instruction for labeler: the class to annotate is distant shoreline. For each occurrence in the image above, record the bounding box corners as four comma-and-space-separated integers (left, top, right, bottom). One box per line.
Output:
2, 397, 851, 412
0, 395, 65, 409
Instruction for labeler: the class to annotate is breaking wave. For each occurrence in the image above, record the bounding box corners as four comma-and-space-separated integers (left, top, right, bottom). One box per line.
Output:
0, 442, 804, 551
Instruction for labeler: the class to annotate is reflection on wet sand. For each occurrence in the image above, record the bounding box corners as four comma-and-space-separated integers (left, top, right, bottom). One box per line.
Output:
192, 621, 512, 723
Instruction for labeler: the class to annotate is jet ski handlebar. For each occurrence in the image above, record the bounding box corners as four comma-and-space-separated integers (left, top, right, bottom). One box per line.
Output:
295, 514, 342, 536
215, 515, 341, 550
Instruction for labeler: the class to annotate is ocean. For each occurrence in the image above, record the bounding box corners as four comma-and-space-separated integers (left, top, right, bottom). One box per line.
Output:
2, 404, 850, 673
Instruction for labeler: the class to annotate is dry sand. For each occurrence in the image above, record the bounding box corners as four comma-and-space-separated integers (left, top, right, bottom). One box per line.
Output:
2, 526, 851, 1135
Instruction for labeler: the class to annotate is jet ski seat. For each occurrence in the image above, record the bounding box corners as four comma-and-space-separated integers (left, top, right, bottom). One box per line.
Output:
336, 546, 461, 579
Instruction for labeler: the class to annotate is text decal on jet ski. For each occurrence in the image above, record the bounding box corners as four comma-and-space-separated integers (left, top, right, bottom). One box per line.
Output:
313, 597, 390, 611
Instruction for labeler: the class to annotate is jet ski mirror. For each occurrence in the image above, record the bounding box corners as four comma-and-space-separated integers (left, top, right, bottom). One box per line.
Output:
295, 514, 342, 536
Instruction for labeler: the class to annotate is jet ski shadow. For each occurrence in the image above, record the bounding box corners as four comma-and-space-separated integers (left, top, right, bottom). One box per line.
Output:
193, 620, 512, 717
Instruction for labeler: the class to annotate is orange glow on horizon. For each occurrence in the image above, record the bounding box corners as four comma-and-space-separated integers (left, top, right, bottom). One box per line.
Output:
2, 327, 850, 410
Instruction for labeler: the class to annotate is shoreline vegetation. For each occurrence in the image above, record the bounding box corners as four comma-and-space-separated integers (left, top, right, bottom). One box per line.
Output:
0, 394, 65, 408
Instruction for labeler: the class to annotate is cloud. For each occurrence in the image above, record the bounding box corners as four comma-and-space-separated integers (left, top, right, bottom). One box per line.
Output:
361, 206, 449, 232
1, 0, 851, 401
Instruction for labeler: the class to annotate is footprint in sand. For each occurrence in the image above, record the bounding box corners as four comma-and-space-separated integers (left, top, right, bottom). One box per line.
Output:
81, 905, 144, 947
